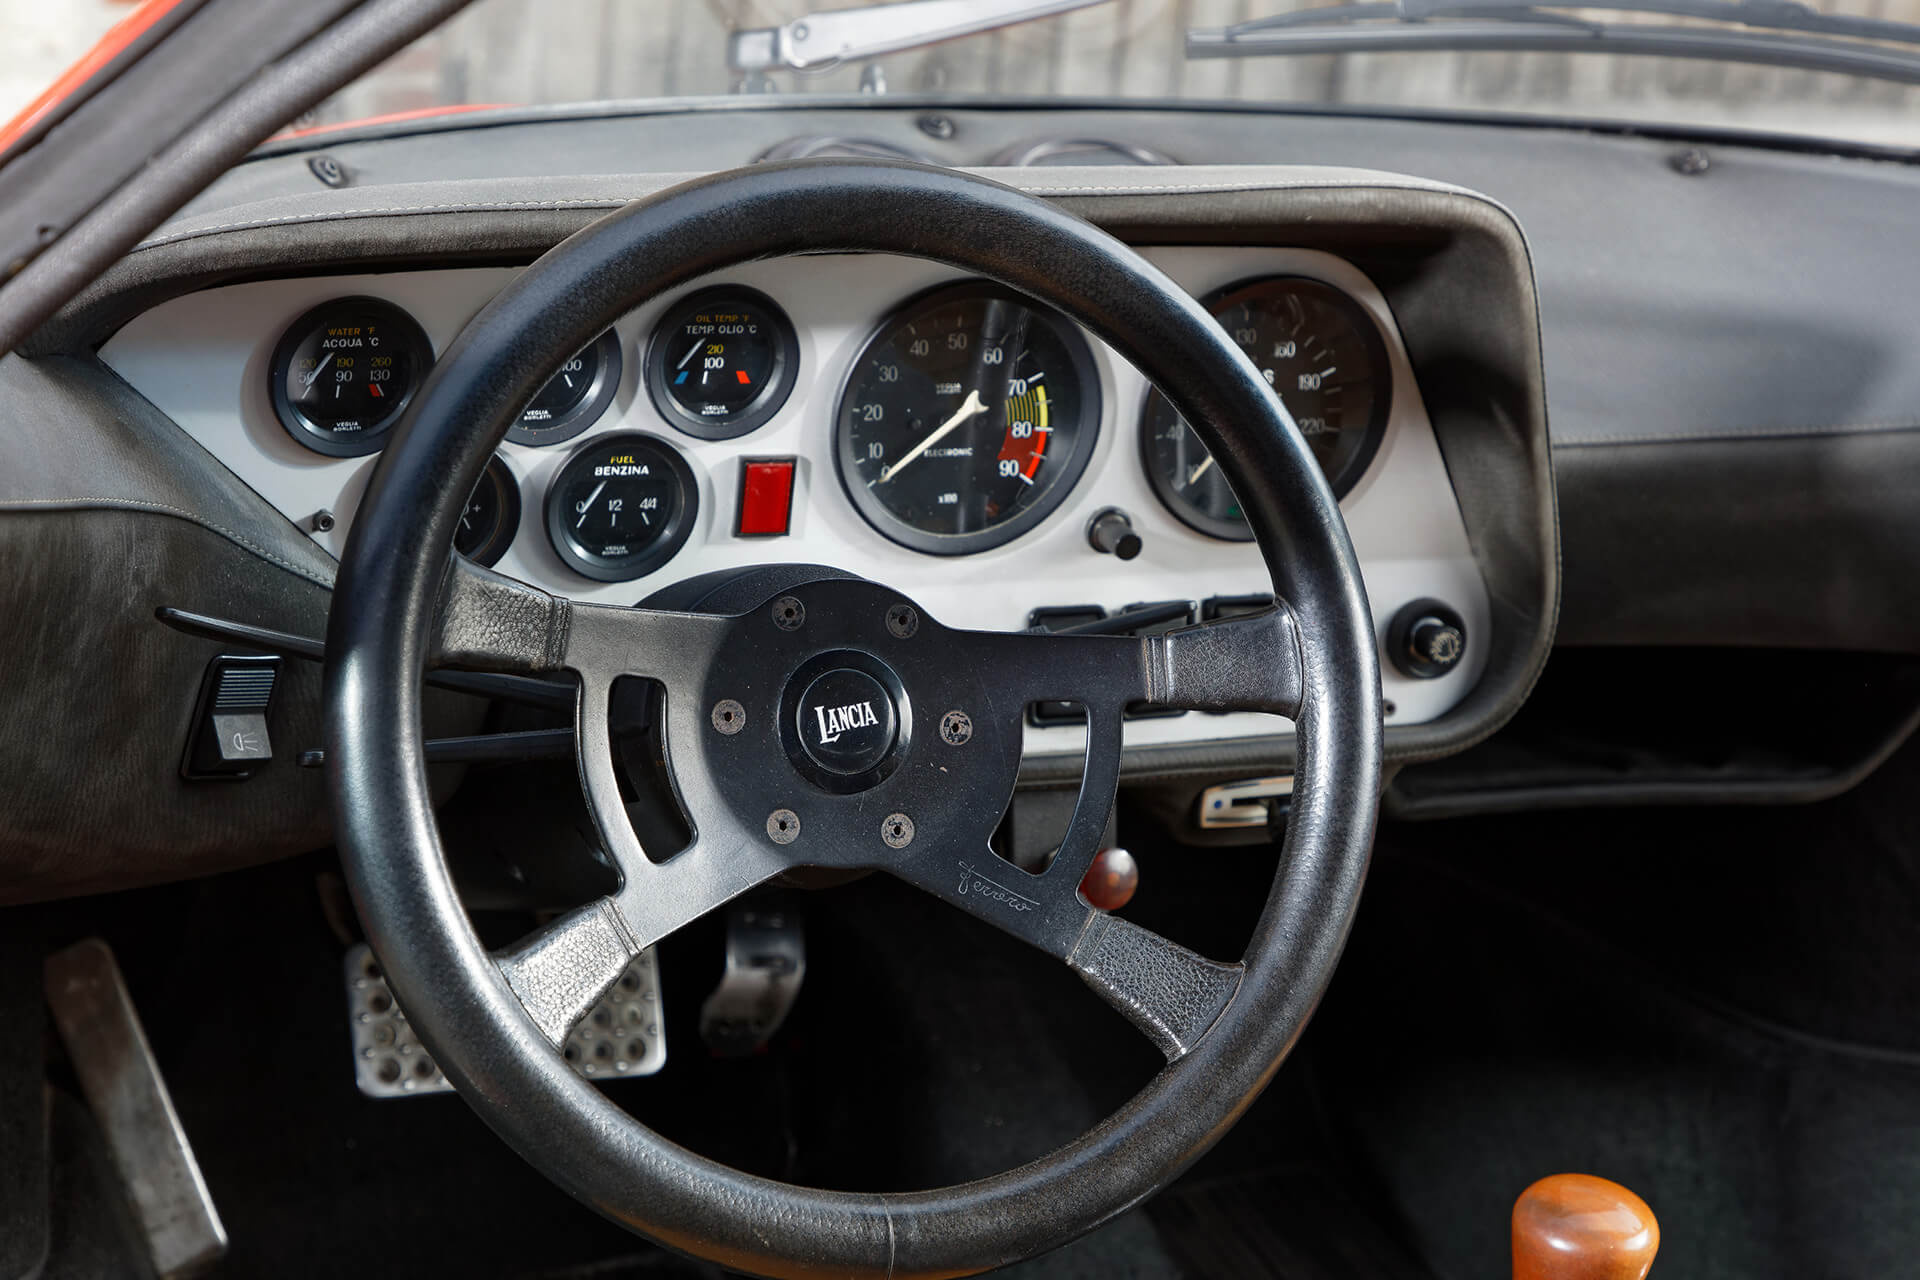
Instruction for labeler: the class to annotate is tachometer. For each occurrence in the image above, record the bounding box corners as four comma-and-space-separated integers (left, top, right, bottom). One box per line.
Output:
835, 281, 1100, 555
1141, 277, 1390, 540
544, 433, 699, 582
269, 297, 432, 457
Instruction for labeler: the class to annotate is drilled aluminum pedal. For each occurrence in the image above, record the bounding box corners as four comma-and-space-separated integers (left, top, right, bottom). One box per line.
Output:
346, 942, 664, 1098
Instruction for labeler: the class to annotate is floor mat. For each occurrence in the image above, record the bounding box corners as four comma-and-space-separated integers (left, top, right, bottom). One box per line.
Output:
1312, 778, 1920, 1280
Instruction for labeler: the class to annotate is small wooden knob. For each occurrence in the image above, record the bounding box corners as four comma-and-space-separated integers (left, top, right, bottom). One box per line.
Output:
1079, 847, 1139, 911
1513, 1174, 1659, 1280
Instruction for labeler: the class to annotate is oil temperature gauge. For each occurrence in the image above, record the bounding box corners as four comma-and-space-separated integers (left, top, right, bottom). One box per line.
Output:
645, 287, 798, 440
544, 433, 699, 582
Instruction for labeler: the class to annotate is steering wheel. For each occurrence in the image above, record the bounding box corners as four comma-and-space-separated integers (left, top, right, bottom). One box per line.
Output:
325, 161, 1382, 1278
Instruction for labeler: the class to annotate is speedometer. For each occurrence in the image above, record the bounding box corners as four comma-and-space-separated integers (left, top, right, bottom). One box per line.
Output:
1141, 276, 1390, 540
835, 281, 1100, 555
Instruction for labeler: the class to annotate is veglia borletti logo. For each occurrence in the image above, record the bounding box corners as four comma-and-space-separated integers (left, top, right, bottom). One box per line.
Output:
813, 701, 879, 745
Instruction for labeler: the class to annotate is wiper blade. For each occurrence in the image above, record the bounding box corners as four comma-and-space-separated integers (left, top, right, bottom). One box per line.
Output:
1189, 0, 1920, 88
731, 0, 1111, 73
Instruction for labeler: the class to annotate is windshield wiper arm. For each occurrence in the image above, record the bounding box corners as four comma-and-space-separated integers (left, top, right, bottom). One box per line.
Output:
1189, 0, 1920, 88
731, 0, 1112, 73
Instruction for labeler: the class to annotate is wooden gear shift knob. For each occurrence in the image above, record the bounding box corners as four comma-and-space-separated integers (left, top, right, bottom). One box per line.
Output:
1512, 1173, 1660, 1280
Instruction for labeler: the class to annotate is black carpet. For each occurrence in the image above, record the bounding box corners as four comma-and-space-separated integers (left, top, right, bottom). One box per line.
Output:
17, 734, 1920, 1276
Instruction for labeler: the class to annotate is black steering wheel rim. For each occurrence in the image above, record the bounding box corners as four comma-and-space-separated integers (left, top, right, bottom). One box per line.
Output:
325, 160, 1382, 1278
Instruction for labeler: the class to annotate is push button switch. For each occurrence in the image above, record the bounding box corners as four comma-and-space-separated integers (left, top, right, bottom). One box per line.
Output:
736, 457, 796, 537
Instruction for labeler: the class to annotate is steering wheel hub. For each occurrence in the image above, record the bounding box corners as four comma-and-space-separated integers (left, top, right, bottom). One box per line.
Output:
780, 649, 908, 790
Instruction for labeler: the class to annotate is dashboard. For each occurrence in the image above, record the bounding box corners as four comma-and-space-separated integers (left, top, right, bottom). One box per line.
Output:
98, 245, 1489, 760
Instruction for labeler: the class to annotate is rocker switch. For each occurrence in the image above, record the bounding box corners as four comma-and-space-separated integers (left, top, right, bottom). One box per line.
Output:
182, 655, 281, 780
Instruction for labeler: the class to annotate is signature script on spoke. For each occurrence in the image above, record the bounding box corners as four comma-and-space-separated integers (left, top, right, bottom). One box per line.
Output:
955, 861, 1038, 912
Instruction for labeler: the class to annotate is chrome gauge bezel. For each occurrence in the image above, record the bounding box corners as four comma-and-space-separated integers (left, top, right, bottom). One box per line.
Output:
506, 328, 623, 447
1140, 275, 1392, 540
268, 296, 433, 458
644, 286, 800, 441
833, 279, 1103, 557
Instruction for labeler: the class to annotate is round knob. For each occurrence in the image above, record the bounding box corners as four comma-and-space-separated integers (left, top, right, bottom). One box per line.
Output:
1512, 1174, 1659, 1280
1079, 848, 1139, 911
1087, 508, 1142, 560
1387, 598, 1467, 679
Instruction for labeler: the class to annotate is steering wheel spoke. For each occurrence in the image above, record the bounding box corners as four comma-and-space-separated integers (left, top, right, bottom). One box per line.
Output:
1067, 912, 1245, 1061
492, 897, 640, 1048
434, 555, 573, 674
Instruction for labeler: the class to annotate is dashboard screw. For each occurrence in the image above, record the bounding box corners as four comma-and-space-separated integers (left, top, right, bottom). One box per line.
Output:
772, 596, 806, 630
917, 114, 956, 140
767, 809, 801, 845
309, 509, 336, 533
308, 154, 349, 188
1670, 147, 1711, 176
886, 603, 919, 639
881, 813, 915, 849
940, 710, 972, 746
711, 699, 746, 735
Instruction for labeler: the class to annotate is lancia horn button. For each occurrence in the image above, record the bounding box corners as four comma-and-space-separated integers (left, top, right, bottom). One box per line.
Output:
795, 667, 898, 776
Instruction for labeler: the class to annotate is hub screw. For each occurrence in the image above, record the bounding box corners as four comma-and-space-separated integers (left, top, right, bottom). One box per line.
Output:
886, 603, 919, 639
881, 813, 915, 849
940, 710, 972, 746
767, 809, 801, 845
711, 699, 746, 735
772, 596, 805, 631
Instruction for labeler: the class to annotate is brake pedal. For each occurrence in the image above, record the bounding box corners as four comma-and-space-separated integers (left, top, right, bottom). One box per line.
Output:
699, 903, 805, 1057
345, 941, 664, 1099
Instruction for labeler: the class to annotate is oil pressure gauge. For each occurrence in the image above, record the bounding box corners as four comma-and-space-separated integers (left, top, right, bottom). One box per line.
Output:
544, 433, 699, 582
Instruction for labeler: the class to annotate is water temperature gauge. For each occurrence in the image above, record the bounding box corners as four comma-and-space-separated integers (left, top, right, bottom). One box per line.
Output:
544, 433, 699, 582
268, 297, 432, 456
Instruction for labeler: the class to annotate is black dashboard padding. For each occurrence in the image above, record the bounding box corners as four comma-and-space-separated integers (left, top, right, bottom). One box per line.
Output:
325, 160, 1383, 1278
0, 353, 473, 902
1555, 431, 1920, 651
0, 354, 334, 900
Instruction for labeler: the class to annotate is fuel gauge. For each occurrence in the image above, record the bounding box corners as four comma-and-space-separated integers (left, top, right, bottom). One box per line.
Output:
645, 287, 798, 440
544, 433, 699, 582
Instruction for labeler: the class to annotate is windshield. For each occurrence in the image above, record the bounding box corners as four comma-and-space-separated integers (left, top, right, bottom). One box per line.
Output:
298, 0, 1920, 150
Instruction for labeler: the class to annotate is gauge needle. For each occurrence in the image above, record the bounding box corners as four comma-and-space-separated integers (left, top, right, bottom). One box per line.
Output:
879, 389, 986, 484
302, 353, 335, 389
575, 481, 607, 529
1187, 455, 1215, 487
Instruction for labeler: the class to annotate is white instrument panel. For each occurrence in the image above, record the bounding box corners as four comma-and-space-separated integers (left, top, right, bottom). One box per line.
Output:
100, 247, 1489, 759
